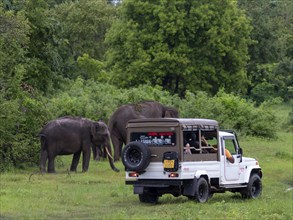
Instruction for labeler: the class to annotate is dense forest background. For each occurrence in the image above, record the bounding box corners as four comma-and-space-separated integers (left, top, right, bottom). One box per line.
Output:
0, 0, 292, 171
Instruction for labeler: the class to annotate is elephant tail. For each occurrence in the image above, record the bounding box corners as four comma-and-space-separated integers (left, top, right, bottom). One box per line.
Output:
39, 134, 48, 173
39, 134, 47, 150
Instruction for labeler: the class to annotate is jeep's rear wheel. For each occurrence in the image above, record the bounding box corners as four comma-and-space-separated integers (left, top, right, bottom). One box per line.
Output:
139, 193, 159, 204
194, 177, 210, 203
122, 141, 151, 171
242, 174, 262, 199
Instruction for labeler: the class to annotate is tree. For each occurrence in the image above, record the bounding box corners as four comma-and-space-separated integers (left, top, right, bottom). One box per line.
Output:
1, 0, 79, 93
238, 0, 293, 102
106, 0, 253, 96
0, 7, 50, 171
52, 0, 117, 61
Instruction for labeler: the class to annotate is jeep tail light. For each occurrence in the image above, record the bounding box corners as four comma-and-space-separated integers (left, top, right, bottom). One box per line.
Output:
169, 173, 179, 178
129, 172, 139, 177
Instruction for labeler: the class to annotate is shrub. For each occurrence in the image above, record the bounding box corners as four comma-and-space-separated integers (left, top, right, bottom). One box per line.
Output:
46, 78, 179, 122
1, 79, 277, 171
0, 92, 51, 172
179, 90, 277, 138
48, 82, 277, 138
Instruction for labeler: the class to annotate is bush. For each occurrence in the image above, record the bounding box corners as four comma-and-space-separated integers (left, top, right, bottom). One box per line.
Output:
47, 81, 277, 138
179, 90, 277, 138
46, 78, 179, 122
0, 92, 51, 172
1, 79, 278, 171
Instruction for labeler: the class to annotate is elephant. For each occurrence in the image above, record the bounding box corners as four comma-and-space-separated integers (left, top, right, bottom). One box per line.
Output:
92, 143, 107, 161
108, 101, 179, 161
39, 116, 119, 173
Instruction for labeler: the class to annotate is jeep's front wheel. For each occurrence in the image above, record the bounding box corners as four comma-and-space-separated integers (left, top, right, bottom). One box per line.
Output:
194, 177, 210, 203
122, 141, 151, 172
242, 174, 262, 199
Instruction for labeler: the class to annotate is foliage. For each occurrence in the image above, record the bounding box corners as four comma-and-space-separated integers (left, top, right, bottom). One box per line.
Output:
0, 95, 51, 172
0, 7, 52, 171
179, 90, 277, 138
1, 68, 279, 171
21, 0, 64, 93
2, 0, 118, 93
0, 90, 52, 172
76, 54, 108, 81
45, 78, 178, 122
46, 78, 121, 121
106, 0, 252, 96
249, 60, 293, 104
0, 8, 29, 88
45, 77, 277, 138
0, 0, 291, 171
56, 0, 117, 60
0, 7, 28, 170
238, 0, 293, 102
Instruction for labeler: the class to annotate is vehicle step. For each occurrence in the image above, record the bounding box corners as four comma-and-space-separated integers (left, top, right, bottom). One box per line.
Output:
221, 184, 247, 189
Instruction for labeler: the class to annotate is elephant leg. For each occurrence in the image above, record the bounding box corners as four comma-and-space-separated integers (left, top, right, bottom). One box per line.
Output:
96, 144, 105, 161
96, 145, 104, 161
92, 144, 97, 160
111, 134, 123, 161
47, 156, 56, 173
119, 143, 123, 160
95, 146, 100, 161
101, 144, 107, 159
40, 149, 48, 173
70, 151, 81, 172
82, 150, 91, 172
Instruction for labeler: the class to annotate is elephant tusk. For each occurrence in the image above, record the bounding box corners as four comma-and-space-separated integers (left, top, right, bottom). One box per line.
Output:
105, 146, 114, 160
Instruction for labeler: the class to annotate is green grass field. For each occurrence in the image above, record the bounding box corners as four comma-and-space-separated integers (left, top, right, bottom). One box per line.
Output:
1, 105, 292, 220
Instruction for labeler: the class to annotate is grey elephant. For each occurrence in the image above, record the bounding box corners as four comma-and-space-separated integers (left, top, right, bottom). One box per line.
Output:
92, 143, 106, 161
39, 116, 119, 173
108, 101, 179, 161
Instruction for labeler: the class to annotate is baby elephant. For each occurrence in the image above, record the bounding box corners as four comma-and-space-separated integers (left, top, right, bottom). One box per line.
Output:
39, 116, 119, 173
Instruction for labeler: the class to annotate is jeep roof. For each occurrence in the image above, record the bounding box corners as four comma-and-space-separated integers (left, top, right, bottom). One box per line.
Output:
126, 118, 219, 128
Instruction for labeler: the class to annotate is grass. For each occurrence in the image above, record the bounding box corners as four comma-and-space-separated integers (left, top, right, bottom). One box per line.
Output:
1, 104, 292, 220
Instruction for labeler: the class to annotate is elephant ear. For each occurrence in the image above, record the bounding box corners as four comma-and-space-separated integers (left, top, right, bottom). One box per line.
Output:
164, 108, 179, 118
91, 123, 100, 138
91, 121, 109, 137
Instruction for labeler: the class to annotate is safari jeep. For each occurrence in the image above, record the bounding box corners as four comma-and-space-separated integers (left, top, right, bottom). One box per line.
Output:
122, 118, 262, 203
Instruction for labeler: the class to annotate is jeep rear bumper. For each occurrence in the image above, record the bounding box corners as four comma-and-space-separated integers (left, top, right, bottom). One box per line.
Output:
126, 179, 183, 187
126, 179, 198, 197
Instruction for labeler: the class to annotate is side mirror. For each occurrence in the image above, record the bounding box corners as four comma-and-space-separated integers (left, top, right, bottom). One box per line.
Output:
239, 148, 243, 162
239, 147, 243, 155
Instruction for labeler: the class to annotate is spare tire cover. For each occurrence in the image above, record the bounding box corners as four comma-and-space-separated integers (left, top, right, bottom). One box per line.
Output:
122, 141, 151, 171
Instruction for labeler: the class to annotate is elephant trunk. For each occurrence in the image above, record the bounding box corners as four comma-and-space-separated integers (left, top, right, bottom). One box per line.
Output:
105, 145, 120, 172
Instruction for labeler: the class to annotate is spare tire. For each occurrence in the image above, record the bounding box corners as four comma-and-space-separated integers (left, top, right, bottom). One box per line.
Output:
122, 141, 151, 171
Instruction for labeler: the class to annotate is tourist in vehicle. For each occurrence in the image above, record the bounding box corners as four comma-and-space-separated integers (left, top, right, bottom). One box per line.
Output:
202, 136, 235, 163
224, 148, 235, 163
184, 143, 192, 154
183, 132, 197, 154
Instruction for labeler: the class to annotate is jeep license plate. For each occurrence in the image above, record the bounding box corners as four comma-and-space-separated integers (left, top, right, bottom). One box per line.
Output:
164, 160, 175, 169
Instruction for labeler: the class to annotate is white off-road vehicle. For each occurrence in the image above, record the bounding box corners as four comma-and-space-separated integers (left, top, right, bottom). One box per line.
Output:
122, 118, 262, 203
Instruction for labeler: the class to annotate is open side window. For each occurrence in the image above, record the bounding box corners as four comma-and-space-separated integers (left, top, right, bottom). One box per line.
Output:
182, 126, 219, 161
223, 138, 238, 155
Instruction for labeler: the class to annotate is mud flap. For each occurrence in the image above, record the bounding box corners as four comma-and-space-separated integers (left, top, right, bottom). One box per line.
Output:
183, 178, 197, 196
134, 186, 144, 194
